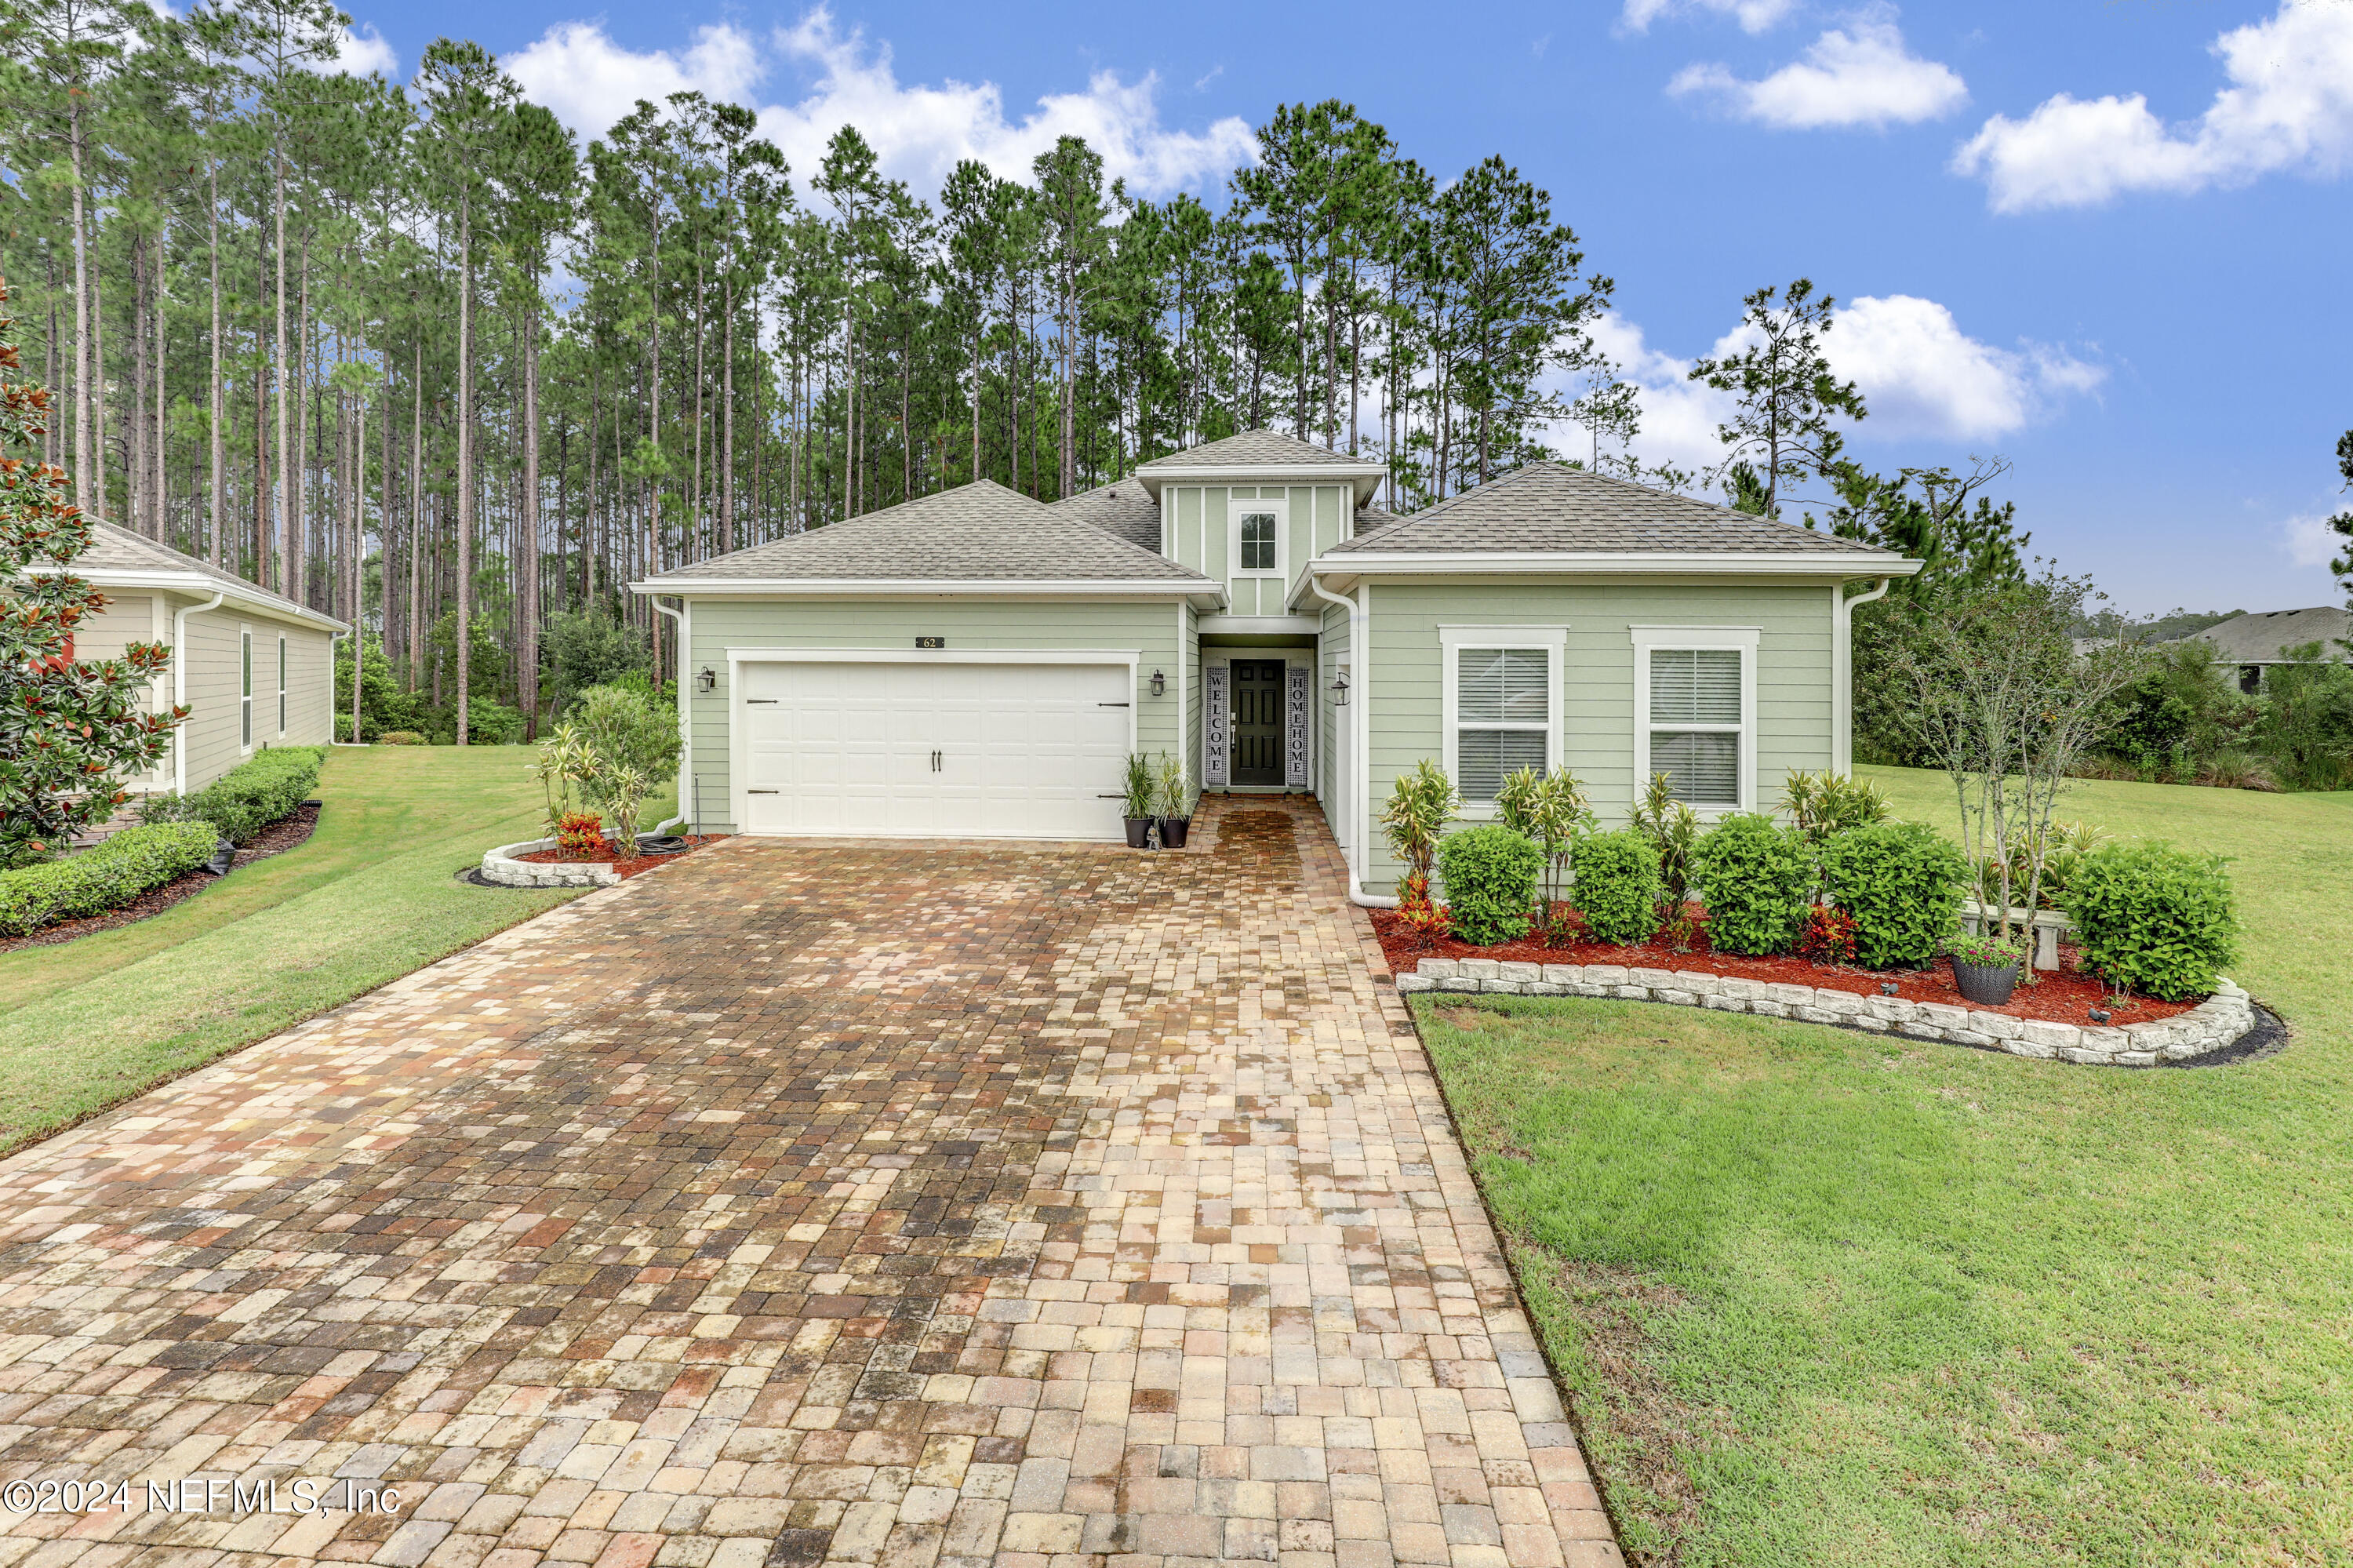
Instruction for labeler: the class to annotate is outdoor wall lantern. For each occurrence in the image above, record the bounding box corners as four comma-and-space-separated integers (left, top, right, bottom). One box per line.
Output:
1150, 669, 1167, 697
1329, 670, 1351, 706
696, 666, 716, 693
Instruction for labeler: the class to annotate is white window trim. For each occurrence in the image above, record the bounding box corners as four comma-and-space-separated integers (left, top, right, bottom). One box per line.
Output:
1441, 625, 1567, 815
276, 634, 289, 737
1227, 495, 1289, 580
238, 625, 254, 754
1631, 625, 1760, 817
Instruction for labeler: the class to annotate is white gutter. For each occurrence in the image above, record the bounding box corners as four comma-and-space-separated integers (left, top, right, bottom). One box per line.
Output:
171, 591, 224, 796
1299, 550, 1922, 589
624, 577, 1225, 608
35, 565, 349, 633
1834, 577, 1893, 774
1306, 574, 1395, 910
650, 595, 689, 835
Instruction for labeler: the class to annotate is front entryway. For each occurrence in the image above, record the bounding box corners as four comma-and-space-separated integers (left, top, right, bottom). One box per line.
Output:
1231, 657, 1286, 784
737, 658, 1131, 839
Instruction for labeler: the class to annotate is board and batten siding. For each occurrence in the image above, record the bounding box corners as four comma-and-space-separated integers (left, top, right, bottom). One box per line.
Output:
1163, 482, 1349, 617
1317, 595, 1351, 848
681, 596, 1186, 832
1358, 578, 1837, 893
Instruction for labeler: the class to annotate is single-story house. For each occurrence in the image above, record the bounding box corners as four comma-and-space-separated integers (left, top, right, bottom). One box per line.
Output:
51, 522, 347, 795
2175, 606, 2352, 692
631, 429, 1917, 899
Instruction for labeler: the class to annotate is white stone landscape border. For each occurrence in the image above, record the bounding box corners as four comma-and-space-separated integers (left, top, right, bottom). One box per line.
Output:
479, 838, 621, 888
1398, 958, 2256, 1066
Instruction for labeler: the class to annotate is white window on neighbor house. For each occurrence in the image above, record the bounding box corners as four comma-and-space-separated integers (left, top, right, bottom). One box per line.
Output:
240, 628, 254, 751
1633, 626, 1759, 812
1229, 494, 1287, 577
1442, 627, 1567, 807
277, 635, 288, 735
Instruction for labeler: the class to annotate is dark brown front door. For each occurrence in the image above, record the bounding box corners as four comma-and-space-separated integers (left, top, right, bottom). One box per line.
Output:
1232, 660, 1286, 786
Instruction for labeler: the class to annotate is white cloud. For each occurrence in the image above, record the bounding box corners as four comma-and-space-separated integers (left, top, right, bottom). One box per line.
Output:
2282, 510, 2347, 569
1566, 295, 2102, 475
504, 7, 1255, 198
332, 23, 398, 79
507, 22, 767, 140
1622, 0, 1802, 35
1953, 0, 2353, 212
1669, 9, 1966, 129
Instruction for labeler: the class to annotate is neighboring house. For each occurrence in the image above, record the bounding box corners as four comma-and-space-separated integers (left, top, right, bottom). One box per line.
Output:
2175, 606, 2353, 692
46, 522, 347, 795
633, 429, 1916, 897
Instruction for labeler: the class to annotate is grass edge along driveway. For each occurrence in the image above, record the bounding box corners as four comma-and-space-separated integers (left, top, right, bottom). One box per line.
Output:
0, 744, 678, 1158
1419, 768, 2353, 1566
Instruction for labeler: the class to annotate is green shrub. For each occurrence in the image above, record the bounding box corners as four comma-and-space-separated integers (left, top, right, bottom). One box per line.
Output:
574, 685, 682, 782
1689, 813, 1809, 955
1436, 825, 1544, 946
1819, 820, 1969, 970
2068, 841, 2239, 1000
379, 730, 426, 746
140, 746, 325, 845
1572, 830, 1665, 947
0, 820, 220, 937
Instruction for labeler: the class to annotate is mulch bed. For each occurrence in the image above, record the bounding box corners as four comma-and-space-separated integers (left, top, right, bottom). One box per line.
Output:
513, 835, 729, 880
0, 803, 322, 956
1371, 906, 2199, 1028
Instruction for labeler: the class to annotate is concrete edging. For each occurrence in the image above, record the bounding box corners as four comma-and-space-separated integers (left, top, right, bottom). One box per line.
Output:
1398, 957, 2255, 1066
479, 838, 621, 889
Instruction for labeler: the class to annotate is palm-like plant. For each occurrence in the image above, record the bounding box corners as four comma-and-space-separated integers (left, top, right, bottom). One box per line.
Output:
1495, 766, 1593, 930
1383, 760, 1458, 925
1631, 773, 1704, 947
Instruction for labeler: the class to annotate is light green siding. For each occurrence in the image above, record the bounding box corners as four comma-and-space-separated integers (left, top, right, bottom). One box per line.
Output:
1358, 577, 1837, 893
678, 595, 1185, 831
1163, 482, 1348, 616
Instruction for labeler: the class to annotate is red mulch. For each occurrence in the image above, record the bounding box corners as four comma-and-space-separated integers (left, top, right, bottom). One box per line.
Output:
1371, 907, 2198, 1028
515, 835, 729, 880
0, 803, 322, 955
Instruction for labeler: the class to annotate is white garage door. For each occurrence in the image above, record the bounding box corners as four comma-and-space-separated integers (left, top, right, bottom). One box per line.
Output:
737, 660, 1133, 841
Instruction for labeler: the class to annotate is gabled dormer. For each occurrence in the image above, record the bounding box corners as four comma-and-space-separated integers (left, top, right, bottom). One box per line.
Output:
1135, 431, 1386, 621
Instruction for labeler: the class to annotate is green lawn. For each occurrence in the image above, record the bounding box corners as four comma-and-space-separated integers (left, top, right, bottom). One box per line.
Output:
1421, 767, 2353, 1566
0, 744, 676, 1157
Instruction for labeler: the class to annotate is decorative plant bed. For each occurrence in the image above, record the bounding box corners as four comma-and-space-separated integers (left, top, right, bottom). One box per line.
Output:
478, 834, 726, 887
1370, 910, 2195, 1029
0, 803, 322, 955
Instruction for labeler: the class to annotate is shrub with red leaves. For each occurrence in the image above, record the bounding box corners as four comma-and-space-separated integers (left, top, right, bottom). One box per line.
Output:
555, 810, 607, 858
1, 277, 184, 869
1395, 871, 1453, 943
1801, 904, 1859, 966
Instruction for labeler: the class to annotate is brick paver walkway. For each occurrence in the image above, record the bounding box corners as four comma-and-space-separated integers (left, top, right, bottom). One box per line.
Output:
0, 800, 1620, 1568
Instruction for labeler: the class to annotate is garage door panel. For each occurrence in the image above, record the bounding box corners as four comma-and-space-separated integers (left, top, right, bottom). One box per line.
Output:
738, 660, 1131, 841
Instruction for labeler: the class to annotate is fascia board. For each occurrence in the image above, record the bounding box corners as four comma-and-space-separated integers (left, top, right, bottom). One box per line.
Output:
632, 577, 1228, 607
1135, 464, 1384, 503
1302, 551, 1922, 577
31, 566, 352, 633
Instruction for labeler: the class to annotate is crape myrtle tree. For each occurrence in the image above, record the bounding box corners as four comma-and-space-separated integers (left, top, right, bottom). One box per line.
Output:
0, 277, 184, 868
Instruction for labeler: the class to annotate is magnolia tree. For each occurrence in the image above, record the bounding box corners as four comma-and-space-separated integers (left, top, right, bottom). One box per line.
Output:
1885, 568, 2144, 952
0, 278, 184, 869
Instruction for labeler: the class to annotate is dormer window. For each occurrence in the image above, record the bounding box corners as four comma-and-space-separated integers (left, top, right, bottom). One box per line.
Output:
1241, 513, 1276, 569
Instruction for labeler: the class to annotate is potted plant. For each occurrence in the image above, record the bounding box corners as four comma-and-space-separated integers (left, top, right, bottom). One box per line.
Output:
1947, 930, 2025, 1006
1121, 752, 1158, 849
1154, 753, 1193, 849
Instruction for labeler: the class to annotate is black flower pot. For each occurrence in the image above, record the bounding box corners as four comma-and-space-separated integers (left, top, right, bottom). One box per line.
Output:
1951, 956, 2020, 1006
1123, 817, 1156, 849
1158, 816, 1191, 849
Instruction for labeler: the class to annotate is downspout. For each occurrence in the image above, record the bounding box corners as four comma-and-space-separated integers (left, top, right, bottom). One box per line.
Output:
1835, 577, 1892, 775
650, 594, 687, 835
1307, 573, 1395, 908
171, 591, 224, 795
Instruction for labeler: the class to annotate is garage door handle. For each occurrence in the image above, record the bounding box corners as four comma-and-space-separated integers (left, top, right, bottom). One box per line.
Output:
1099, 701, 1130, 708
746, 699, 776, 704
747, 788, 778, 795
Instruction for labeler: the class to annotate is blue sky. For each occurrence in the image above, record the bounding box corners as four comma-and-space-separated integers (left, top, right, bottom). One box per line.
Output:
341, 0, 2353, 617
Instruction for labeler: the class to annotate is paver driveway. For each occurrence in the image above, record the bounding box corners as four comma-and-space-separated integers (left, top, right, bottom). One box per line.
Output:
0, 801, 1620, 1568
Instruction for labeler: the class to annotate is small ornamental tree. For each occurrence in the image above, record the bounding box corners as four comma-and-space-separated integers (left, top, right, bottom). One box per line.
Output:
0, 277, 184, 869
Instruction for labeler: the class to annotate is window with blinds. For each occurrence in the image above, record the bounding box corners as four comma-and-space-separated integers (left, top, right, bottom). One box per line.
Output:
1455, 646, 1549, 802
1647, 647, 1742, 806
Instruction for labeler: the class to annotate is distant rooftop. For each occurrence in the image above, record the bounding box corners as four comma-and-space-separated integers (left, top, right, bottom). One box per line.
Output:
2176, 606, 2352, 664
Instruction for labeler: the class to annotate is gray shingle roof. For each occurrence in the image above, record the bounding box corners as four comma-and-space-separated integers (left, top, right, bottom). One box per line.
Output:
71, 520, 340, 624
1322, 463, 1899, 558
2179, 606, 2352, 664
647, 478, 1213, 585
1137, 428, 1385, 472
1045, 479, 1162, 552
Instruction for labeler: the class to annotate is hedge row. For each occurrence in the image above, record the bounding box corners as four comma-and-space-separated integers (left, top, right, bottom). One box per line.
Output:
0, 821, 220, 937
140, 745, 325, 845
